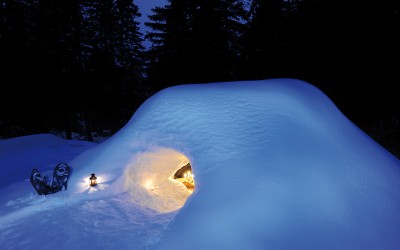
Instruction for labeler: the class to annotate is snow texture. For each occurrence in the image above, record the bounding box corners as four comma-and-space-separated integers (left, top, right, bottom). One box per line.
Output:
1, 78, 400, 249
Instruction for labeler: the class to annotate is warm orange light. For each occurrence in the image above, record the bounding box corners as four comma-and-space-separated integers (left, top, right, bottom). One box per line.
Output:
89, 173, 97, 186
144, 179, 155, 190
185, 171, 194, 183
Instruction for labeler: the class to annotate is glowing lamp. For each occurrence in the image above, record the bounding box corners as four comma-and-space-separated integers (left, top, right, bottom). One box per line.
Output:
89, 173, 97, 186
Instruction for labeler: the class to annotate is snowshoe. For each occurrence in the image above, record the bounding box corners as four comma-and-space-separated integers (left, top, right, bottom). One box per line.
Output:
51, 162, 71, 191
30, 168, 53, 195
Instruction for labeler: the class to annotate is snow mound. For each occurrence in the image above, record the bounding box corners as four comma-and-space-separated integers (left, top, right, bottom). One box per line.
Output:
4, 78, 399, 249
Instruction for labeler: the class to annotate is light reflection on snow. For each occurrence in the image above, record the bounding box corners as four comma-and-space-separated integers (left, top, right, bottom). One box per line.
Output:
76, 173, 111, 193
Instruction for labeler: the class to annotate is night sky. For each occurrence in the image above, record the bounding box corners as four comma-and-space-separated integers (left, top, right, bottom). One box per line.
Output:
135, 0, 166, 47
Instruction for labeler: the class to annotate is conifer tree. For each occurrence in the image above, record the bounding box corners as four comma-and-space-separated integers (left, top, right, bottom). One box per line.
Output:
145, 2, 193, 89
80, 0, 145, 135
145, 0, 246, 91
189, 0, 246, 83
239, 0, 292, 80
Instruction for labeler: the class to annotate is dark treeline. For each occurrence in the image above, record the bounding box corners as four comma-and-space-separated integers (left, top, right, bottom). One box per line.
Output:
1, 0, 146, 140
1, 0, 399, 154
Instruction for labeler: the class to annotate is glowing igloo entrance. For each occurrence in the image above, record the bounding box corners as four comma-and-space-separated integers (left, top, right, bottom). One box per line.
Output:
121, 148, 195, 213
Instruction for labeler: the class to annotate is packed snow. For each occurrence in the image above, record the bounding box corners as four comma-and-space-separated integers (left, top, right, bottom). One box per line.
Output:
1, 79, 400, 249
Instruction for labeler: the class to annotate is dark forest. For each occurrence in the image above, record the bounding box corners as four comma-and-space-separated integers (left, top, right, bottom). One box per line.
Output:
0, 0, 399, 156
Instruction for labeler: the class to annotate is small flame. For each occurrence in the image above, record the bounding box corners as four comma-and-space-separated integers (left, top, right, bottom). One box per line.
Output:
144, 179, 154, 190
185, 171, 194, 182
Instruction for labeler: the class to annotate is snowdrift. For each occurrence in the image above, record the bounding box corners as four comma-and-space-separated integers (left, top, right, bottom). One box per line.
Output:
68, 78, 400, 249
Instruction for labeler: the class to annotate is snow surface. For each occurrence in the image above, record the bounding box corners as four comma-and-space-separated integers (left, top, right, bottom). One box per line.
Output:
1, 78, 400, 249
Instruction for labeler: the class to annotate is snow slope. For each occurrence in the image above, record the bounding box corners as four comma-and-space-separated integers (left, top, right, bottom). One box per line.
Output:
1, 78, 400, 249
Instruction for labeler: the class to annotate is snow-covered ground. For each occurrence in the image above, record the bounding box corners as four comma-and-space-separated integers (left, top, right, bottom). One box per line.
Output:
0, 134, 176, 249
1, 79, 400, 249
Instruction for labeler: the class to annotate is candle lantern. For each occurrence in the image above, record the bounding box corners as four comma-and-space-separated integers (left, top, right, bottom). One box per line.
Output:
89, 173, 97, 186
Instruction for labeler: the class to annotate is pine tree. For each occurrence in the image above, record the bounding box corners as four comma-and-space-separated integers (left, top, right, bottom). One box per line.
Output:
145, 0, 246, 91
145, 2, 194, 90
0, 0, 32, 135
113, 0, 146, 126
189, 0, 247, 83
80, 0, 145, 136
33, 0, 82, 136
0, 0, 83, 136
239, 0, 293, 80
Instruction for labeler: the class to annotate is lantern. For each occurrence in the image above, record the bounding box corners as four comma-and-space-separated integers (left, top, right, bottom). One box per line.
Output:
89, 173, 97, 186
